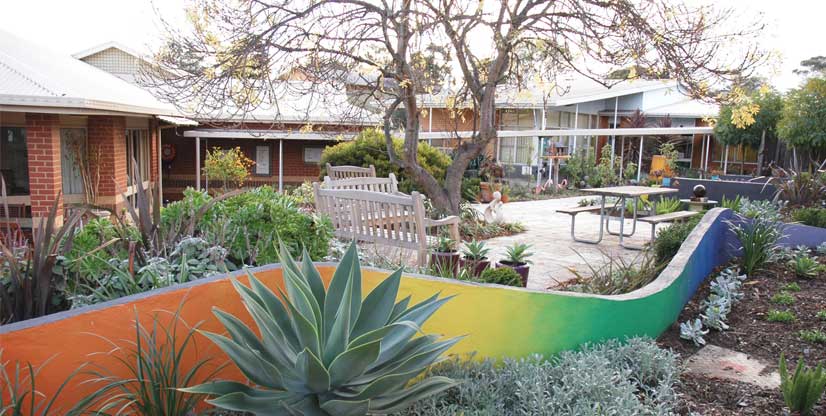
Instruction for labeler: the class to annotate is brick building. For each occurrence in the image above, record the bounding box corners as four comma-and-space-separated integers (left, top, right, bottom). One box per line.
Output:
416, 78, 764, 180
75, 44, 379, 200
0, 31, 179, 226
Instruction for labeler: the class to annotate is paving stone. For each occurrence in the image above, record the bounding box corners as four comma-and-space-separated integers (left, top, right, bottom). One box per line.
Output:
683, 344, 780, 389
473, 197, 664, 289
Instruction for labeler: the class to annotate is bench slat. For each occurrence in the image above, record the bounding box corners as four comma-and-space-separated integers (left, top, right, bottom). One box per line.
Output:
556, 206, 602, 215
638, 211, 698, 224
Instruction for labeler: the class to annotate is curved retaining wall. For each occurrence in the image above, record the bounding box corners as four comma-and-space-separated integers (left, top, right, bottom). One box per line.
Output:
2, 208, 825, 407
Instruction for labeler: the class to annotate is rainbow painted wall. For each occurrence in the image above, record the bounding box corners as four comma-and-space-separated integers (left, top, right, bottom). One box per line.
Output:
2, 208, 824, 408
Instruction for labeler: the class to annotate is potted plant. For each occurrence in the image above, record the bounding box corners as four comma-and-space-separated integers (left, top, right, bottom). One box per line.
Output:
496, 242, 534, 286
479, 158, 504, 203
657, 142, 679, 187
430, 236, 460, 277
69, 140, 108, 218
710, 169, 723, 181
460, 240, 491, 277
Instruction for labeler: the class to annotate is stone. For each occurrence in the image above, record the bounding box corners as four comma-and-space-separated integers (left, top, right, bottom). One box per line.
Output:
683, 344, 780, 389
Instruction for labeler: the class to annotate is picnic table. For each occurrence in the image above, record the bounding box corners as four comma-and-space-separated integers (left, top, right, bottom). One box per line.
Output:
579, 186, 678, 249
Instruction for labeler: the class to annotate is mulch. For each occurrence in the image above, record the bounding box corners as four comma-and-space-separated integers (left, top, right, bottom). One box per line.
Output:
658, 255, 826, 415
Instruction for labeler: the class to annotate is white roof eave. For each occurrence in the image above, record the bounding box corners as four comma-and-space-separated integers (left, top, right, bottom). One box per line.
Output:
0, 93, 180, 116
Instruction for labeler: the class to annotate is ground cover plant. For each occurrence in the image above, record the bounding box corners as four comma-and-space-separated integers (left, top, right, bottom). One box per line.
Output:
398, 338, 679, 416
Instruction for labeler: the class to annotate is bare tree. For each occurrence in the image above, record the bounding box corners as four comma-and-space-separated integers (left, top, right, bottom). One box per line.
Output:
149, 0, 766, 214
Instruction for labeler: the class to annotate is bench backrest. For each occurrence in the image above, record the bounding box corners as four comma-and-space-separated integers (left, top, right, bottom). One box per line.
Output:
322, 174, 399, 194
313, 183, 427, 250
325, 163, 377, 180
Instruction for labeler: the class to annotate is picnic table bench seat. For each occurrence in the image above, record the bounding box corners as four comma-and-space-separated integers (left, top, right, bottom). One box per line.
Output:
638, 210, 699, 240
555, 205, 602, 215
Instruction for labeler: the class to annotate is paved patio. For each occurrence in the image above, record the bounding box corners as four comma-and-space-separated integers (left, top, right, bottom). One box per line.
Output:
472, 196, 668, 290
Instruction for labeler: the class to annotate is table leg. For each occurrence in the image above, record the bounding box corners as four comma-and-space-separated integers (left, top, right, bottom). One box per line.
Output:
606, 196, 638, 237
570, 195, 606, 244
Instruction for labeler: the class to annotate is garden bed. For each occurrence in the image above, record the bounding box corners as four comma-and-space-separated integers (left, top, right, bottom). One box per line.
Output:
659, 256, 826, 415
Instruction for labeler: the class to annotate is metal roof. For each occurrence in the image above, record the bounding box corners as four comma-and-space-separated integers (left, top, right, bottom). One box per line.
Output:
0, 29, 178, 115
182, 129, 355, 141
418, 78, 680, 109
418, 126, 714, 139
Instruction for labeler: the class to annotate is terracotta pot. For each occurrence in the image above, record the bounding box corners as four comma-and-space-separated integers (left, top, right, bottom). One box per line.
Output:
496, 261, 530, 287
479, 182, 502, 203
459, 257, 490, 277
430, 251, 460, 277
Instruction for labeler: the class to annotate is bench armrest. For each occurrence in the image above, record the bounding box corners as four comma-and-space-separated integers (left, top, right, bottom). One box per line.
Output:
424, 215, 461, 241
423, 216, 459, 227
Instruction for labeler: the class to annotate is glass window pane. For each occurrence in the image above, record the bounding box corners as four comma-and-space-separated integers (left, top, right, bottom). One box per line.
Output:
60, 128, 87, 195
0, 127, 29, 195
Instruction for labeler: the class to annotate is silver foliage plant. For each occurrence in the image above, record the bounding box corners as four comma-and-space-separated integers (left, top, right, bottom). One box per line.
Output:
183, 242, 460, 415
400, 338, 679, 416
681, 267, 746, 345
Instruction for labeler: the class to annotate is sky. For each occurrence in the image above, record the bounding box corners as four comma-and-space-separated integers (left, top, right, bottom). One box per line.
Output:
0, 0, 823, 91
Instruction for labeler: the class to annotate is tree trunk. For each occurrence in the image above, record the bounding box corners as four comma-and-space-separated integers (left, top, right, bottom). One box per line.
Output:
756, 129, 766, 174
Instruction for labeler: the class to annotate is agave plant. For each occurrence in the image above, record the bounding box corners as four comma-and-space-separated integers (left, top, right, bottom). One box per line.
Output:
184, 242, 460, 414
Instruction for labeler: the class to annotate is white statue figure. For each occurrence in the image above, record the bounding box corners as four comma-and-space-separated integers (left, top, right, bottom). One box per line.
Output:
484, 191, 505, 223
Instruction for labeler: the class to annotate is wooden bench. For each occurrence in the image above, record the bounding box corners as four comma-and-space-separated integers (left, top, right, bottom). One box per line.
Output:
638, 210, 699, 240
323, 174, 401, 195
326, 163, 376, 179
313, 184, 459, 266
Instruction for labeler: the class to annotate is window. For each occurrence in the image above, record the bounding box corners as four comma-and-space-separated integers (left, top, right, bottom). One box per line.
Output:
303, 146, 324, 164
125, 129, 150, 185
0, 127, 28, 195
499, 136, 534, 165
60, 128, 87, 195
255, 145, 271, 175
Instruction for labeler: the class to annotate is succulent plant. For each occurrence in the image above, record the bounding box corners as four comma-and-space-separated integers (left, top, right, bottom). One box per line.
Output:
502, 243, 534, 265
183, 242, 460, 415
789, 250, 826, 279
679, 319, 708, 346
461, 240, 490, 260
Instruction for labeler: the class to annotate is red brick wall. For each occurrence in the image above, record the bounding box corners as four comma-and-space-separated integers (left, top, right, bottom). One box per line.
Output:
87, 116, 127, 200
25, 114, 63, 219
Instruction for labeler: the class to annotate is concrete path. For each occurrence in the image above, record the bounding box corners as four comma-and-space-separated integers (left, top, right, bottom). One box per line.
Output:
473, 196, 667, 290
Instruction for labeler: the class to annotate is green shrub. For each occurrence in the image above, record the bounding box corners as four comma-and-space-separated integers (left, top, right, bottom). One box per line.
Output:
561, 149, 598, 188
789, 250, 826, 279
779, 354, 826, 416
817, 310, 826, 321
461, 177, 481, 202
65, 217, 139, 282
793, 207, 826, 229
800, 330, 826, 344
203, 186, 334, 264
655, 197, 682, 215
479, 267, 523, 287
772, 292, 796, 305
320, 129, 451, 193
766, 309, 796, 323
160, 187, 216, 232
720, 195, 742, 211
186, 243, 459, 415
729, 215, 782, 275
400, 338, 679, 416
653, 216, 701, 263
782, 282, 802, 292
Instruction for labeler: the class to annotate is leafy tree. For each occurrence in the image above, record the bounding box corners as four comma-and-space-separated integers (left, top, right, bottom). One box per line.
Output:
793, 56, 826, 77
714, 87, 783, 169
150, 0, 768, 214
779, 77, 826, 166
